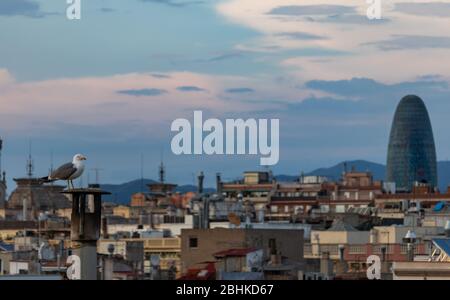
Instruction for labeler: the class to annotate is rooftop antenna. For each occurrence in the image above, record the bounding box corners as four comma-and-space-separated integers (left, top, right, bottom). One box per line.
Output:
0, 137, 3, 174
159, 151, 165, 184
90, 168, 103, 185
140, 153, 144, 193
49, 150, 54, 174
26, 140, 34, 178
49, 150, 54, 185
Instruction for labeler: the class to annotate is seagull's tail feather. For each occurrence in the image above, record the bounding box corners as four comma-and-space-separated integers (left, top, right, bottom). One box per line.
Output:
40, 176, 56, 183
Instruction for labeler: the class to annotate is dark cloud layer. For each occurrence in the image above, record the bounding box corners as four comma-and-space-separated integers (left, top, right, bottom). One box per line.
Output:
268, 5, 355, 16
0, 0, 42, 17
364, 35, 450, 50
395, 2, 450, 18
268, 5, 388, 25
100, 8, 115, 13
140, 0, 204, 7
151, 74, 171, 79
225, 87, 255, 94
305, 77, 449, 98
176, 86, 207, 92
276, 32, 328, 41
207, 52, 245, 62
117, 88, 167, 96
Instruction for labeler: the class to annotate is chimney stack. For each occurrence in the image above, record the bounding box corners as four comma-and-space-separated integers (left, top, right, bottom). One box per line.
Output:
198, 171, 204, 194
216, 173, 222, 195
102, 217, 108, 239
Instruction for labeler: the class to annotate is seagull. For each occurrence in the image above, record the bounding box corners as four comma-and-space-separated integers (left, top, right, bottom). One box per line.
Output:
41, 154, 87, 189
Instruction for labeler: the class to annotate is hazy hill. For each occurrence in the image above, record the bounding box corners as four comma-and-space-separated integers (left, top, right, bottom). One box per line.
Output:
100, 179, 214, 204
307, 160, 386, 181
275, 160, 385, 182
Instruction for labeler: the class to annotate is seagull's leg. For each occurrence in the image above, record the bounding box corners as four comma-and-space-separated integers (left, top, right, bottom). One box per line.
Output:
70, 180, 74, 189
67, 180, 70, 190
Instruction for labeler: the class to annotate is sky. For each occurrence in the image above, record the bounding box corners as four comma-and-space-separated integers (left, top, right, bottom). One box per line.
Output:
1, 0, 450, 191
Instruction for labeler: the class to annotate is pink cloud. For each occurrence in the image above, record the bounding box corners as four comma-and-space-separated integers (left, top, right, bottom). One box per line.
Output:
0, 71, 309, 138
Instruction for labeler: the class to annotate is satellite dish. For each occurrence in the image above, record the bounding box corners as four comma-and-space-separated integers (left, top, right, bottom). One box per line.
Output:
228, 213, 241, 226
247, 251, 261, 268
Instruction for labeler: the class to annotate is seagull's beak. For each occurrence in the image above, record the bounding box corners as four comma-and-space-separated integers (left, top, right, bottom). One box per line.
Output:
81, 155, 87, 160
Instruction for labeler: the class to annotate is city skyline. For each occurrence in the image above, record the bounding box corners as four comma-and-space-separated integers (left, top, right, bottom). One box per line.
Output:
2, 1, 450, 188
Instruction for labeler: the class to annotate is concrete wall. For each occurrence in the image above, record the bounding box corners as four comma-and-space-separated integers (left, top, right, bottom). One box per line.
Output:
311, 230, 370, 245
180, 228, 303, 273
393, 262, 450, 280
9, 261, 29, 275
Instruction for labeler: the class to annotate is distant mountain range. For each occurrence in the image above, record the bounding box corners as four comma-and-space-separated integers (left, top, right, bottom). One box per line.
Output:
308, 160, 386, 181
100, 179, 214, 204
274, 160, 385, 183
101, 160, 450, 204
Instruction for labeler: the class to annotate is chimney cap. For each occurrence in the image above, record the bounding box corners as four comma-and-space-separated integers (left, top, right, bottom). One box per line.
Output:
403, 230, 417, 243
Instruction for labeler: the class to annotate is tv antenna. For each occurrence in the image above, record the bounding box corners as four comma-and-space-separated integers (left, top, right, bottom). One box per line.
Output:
140, 153, 144, 192
90, 168, 103, 184
26, 140, 34, 178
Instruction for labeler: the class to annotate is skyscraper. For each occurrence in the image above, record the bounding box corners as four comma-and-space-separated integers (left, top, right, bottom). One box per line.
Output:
386, 95, 437, 191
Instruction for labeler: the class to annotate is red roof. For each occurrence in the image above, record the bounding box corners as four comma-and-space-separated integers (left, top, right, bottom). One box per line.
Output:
178, 262, 216, 280
213, 248, 258, 258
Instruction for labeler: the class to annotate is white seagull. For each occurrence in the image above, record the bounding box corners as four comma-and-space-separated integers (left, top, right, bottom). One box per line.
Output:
41, 154, 87, 189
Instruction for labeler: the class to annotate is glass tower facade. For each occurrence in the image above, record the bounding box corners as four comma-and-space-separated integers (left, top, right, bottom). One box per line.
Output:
386, 95, 437, 191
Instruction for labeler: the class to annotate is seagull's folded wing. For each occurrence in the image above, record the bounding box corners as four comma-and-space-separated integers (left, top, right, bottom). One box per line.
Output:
51, 162, 77, 180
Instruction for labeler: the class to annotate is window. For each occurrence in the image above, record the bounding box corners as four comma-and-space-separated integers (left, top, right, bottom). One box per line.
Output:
189, 237, 198, 248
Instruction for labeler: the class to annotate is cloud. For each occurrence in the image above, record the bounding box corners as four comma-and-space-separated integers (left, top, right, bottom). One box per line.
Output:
207, 52, 245, 62
317, 13, 390, 25
176, 86, 207, 92
100, 8, 115, 13
140, 0, 204, 7
268, 5, 355, 16
117, 88, 168, 97
151, 74, 171, 79
0, 0, 45, 18
417, 74, 443, 81
217, 0, 450, 82
395, 2, 450, 18
275, 32, 328, 41
0, 71, 275, 137
225, 87, 255, 94
0, 69, 14, 87
305, 77, 449, 98
364, 35, 450, 50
